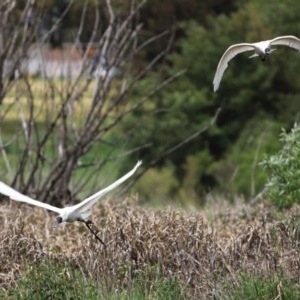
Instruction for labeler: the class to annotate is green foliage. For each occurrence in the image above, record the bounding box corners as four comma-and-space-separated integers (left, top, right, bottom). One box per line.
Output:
4, 0, 300, 202
249, 0, 300, 35
115, 271, 183, 300
2, 260, 184, 300
123, 0, 300, 201
226, 273, 300, 300
134, 164, 180, 205
177, 151, 214, 205
260, 123, 300, 209
4, 261, 99, 300
209, 118, 282, 197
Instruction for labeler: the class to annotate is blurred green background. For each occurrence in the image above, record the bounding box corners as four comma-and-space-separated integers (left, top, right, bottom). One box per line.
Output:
2, 0, 300, 206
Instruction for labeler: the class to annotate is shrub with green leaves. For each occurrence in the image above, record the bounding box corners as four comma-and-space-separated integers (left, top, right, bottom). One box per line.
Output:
260, 123, 300, 209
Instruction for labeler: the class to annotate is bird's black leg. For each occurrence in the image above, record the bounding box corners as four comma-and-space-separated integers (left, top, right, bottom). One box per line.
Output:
82, 219, 106, 247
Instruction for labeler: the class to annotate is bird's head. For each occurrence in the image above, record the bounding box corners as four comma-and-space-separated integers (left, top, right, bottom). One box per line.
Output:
52, 216, 63, 228
265, 47, 271, 54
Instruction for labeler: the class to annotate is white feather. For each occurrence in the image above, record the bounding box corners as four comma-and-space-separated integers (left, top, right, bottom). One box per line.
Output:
72, 160, 142, 212
0, 181, 62, 214
0, 161, 142, 225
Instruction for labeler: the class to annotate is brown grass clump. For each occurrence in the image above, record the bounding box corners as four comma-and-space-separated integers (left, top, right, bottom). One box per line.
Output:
0, 209, 47, 289
0, 196, 300, 298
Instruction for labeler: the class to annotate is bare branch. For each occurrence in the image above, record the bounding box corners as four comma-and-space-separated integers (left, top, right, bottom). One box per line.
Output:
0, 0, 213, 208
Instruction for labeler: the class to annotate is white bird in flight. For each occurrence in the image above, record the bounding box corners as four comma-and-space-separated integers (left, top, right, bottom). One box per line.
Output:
213, 35, 300, 92
0, 160, 142, 245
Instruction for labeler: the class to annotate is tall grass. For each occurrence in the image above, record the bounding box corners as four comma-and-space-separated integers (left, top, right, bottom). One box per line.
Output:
0, 196, 300, 298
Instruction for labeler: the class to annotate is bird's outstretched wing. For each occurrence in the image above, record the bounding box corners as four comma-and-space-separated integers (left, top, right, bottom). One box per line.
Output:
270, 35, 300, 51
73, 160, 142, 212
213, 43, 255, 92
0, 181, 62, 214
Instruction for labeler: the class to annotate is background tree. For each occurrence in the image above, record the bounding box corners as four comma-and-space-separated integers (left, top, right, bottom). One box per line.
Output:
123, 0, 300, 201
2, 0, 300, 205
0, 0, 176, 205
0, 0, 220, 207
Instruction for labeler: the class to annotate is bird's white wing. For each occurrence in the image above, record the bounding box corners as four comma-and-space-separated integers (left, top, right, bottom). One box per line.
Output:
213, 43, 255, 92
0, 181, 62, 214
270, 35, 300, 51
72, 160, 142, 212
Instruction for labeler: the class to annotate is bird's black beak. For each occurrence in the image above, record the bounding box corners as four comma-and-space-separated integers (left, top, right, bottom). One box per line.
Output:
82, 219, 106, 247
52, 216, 63, 228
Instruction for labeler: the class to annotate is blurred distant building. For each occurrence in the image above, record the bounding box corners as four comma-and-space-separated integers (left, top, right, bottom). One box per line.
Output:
4, 43, 119, 79
25, 44, 83, 78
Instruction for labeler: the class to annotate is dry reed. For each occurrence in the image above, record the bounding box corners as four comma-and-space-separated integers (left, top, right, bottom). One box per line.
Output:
0, 196, 299, 298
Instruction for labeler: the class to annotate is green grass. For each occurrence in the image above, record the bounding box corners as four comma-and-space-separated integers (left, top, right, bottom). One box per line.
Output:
4, 260, 298, 300
3, 261, 100, 300
225, 273, 300, 300
1, 260, 184, 300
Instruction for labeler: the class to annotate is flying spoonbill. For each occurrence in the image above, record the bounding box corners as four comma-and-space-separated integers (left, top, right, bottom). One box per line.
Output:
213, 35, 300, 92
0, 160, 142, 245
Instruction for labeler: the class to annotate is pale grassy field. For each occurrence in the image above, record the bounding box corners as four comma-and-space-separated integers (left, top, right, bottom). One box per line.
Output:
3, 78, 97, 122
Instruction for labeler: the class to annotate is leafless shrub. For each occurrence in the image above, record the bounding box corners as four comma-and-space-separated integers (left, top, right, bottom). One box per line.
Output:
0, 0, 220, 208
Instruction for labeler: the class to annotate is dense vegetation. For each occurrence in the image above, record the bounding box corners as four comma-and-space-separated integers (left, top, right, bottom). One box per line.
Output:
121, 0, 300, 201
0, 197, 300, 299
261, 123, 300, 209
